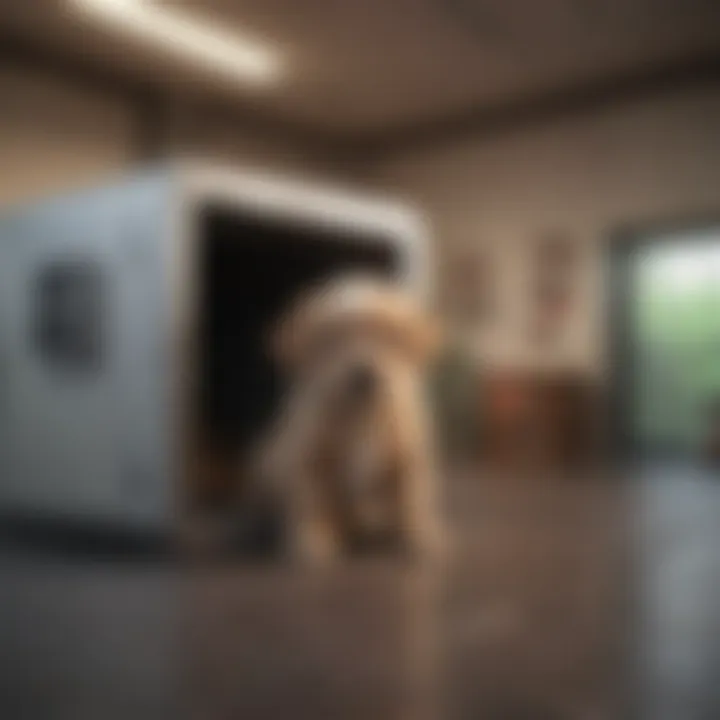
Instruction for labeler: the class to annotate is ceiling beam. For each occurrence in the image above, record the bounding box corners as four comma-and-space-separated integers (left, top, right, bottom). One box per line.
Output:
352, 53, 720, 160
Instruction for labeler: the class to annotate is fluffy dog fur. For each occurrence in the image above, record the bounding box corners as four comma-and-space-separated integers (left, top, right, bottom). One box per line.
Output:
259, 274, 444, 563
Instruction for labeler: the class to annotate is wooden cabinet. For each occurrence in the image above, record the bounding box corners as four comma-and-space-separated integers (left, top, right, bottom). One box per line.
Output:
483, 372, 600, 474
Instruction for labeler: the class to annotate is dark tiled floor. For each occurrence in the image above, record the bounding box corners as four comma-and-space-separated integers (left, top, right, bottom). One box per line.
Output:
0, 466, 715, 719
635, 464, 720, 720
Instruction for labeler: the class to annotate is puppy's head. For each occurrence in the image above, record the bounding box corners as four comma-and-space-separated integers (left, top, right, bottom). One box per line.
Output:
270, 274, 441, 415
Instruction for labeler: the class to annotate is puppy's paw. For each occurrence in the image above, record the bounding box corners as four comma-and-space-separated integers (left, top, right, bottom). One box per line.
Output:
403, 526, 452, 565
290, 528, 341, 567
402, 536, 447, 564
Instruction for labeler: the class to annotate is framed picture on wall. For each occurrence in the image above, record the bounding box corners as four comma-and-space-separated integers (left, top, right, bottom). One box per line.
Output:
445, 247, 493, 326
530, 233, 579, 343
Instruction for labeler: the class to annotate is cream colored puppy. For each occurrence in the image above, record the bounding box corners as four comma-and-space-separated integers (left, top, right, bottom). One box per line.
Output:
262, 274, 444, 563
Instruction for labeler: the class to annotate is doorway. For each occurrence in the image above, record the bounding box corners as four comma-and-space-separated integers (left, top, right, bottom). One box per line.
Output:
612, 225, 720, 462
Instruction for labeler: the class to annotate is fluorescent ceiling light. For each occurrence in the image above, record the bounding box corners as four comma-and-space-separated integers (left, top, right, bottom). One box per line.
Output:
69, 0, 282, 86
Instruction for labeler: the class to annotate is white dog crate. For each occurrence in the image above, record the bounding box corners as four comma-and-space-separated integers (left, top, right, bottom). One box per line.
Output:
0, 164, 430, 536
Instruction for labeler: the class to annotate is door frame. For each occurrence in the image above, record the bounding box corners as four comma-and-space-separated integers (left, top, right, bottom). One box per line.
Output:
607, 212, 720, 464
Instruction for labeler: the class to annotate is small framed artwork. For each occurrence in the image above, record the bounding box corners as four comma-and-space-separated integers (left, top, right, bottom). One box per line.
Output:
530, 233, 579, 343
445, 247, 493, 326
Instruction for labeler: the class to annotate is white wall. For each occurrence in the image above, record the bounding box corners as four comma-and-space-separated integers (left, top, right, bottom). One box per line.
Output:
372, 86, 720, 375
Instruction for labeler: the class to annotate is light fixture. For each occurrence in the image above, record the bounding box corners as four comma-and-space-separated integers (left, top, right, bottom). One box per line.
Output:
68, 0, 283, 86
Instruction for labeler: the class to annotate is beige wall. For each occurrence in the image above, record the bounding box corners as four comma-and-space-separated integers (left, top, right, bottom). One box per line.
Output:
0, 68, 135, 205
0, 68, 339, 207
372, 86, 720, 375
162, 103, 339, 179
6, 65, 720, 379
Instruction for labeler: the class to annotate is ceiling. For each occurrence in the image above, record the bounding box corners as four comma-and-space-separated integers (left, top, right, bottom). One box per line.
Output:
2, 0, 720, 144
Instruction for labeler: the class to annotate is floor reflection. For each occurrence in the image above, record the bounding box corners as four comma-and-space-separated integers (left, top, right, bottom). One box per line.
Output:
0, 470, 645, 719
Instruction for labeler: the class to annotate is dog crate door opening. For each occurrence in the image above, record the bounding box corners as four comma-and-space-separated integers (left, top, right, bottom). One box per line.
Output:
192, 205, 402, 514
